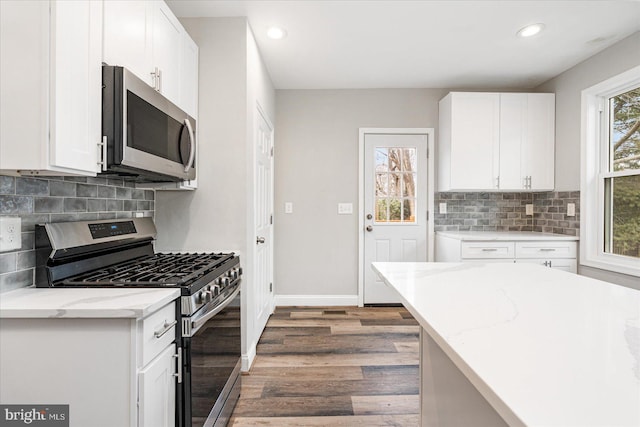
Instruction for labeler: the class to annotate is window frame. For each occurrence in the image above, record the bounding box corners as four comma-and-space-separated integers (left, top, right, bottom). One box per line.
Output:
581, 65, 640, 277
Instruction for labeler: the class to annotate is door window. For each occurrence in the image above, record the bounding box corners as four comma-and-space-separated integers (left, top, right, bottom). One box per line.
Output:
374, 147, 417, 223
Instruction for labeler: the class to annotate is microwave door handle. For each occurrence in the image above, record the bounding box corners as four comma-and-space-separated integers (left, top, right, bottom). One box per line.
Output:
184, 118, 196, 173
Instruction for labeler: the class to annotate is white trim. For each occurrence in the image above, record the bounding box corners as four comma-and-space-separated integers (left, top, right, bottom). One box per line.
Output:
241, 343, 257, 372
580, 65, 640, 277
357, 127, 436, 307
275, 295, 359, 307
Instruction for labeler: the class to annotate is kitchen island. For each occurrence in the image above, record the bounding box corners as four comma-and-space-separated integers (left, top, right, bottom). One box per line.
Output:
372, 262, 640, 427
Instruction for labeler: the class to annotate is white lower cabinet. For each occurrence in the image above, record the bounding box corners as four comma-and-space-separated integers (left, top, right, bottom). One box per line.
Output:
139, 344, 177, 427
436, 233, 578, 273
0, 300, 179, 427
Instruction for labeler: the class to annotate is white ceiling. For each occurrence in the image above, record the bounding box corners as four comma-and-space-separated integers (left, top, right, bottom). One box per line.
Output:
166, 0, 640, 90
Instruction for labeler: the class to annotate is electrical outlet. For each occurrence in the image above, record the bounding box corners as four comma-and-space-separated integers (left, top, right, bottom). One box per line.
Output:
439, 202, 447, 214
525, 204, 534, 216
567, 203, 576, 217
0, 217, 21, 252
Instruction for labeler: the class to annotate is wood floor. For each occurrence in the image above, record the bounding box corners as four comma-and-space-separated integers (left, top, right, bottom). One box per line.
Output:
229, 306, 420, 426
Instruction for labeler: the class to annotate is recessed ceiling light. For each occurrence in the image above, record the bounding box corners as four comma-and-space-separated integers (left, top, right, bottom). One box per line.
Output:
517, 23, 545, 38
267, 27, 287, 40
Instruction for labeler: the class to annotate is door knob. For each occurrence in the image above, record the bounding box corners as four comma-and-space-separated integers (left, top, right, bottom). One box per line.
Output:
256, 236, 266, 244
366, 225, 373, 232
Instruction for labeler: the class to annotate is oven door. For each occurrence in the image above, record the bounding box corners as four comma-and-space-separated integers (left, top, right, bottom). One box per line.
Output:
184, 284, 241, 427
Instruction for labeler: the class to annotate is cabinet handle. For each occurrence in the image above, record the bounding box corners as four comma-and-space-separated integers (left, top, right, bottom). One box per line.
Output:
495, 176, 500, 189
539, 248, 556, 252
154, 319, 177, 338
481, 248, 498, 252
97, 136, 107, 171
173, 347, 183, 383
157, 68, 162, 92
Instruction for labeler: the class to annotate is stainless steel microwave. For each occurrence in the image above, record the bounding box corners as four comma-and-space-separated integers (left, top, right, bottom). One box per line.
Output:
101, 65, 196, 182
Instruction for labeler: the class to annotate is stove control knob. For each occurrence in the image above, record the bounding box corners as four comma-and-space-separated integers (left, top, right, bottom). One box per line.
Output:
196, 292, 204, 305
212, 284, 220, 296
203, 291, 212, 303
223, 277, 231, 286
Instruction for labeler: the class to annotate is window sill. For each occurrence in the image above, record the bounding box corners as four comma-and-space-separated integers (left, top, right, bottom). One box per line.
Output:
580, 256, 640, 278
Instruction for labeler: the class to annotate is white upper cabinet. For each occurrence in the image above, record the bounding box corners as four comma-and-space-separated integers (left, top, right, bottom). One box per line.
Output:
438, 92, 555, 191
180, 31, 199, 118
0, 0, 102, 176
438, 92, 500, 190
102, 1, 152, 84
103, 0, 198, 114
151, 2, 182, 104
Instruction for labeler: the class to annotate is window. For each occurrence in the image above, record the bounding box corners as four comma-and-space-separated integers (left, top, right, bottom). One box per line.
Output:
582, 66, 640, 277
374, 147, 417, 223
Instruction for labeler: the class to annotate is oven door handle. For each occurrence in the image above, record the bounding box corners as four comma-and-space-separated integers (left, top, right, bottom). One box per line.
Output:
190, 285, 240, 335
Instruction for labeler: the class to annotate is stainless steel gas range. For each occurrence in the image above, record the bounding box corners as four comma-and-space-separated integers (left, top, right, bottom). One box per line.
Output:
35, 217, 241, 427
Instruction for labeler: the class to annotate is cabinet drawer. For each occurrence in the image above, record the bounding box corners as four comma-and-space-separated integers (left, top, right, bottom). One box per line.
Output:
515, 241, 577, 259
141, 302, 176, 367
516, 258, 577, 273
461, 242, 515, 259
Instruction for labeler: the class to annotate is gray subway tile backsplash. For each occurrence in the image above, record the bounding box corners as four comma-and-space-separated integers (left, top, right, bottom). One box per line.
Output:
0, 174, 155, 292
435, 191, 580, 235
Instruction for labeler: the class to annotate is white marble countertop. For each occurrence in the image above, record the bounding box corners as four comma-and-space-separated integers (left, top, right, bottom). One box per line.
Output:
0, 287, 180, 319
437, 231, 579, 241
372, 262, 640, 427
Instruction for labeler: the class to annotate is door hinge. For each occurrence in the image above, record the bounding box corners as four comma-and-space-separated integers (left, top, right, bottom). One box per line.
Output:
270, 214, 273, 225
426, 147, 429, 158
269, 282, 273, 292
426, 210, 429, 221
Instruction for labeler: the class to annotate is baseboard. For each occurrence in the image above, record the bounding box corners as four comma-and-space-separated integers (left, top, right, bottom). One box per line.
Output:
274, 294, 359, 307
241, 343, 256, 372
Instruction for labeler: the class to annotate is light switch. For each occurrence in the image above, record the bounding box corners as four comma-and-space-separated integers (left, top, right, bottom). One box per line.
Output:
439, 203, 447, 214
338, 203, 353, 215
567, 203, 576, 217
284, 202, 293, 214
525, 204, 534, 216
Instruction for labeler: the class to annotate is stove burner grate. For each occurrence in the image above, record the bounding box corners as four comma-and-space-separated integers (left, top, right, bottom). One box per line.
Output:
62, 252, 234, 287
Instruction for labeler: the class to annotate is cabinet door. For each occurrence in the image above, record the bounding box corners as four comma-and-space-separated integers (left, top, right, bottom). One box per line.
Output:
103, 1, 153, 86
523, 94, 555, 190
138, 343, 177, 427
180, 32, 199, 117
49, 0, 102, 174
152, 1, 182, 105
498, 94, 527, 190
450, 93, 500, 190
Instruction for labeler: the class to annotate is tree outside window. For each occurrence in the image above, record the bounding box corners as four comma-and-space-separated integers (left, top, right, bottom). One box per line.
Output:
605, 87, 640, 258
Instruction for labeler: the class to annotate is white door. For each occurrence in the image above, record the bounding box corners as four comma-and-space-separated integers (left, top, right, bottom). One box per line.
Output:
363, 133, 429, 304
254, 107, 274, 335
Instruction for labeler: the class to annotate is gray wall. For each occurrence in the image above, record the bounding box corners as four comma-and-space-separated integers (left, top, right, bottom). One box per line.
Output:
536, 31, 640, 191
274, 89, 447, 297
536, 31, 640, 288
155, 18, 249, 253
153, 17, 276, 368
0, 175, 154, 293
